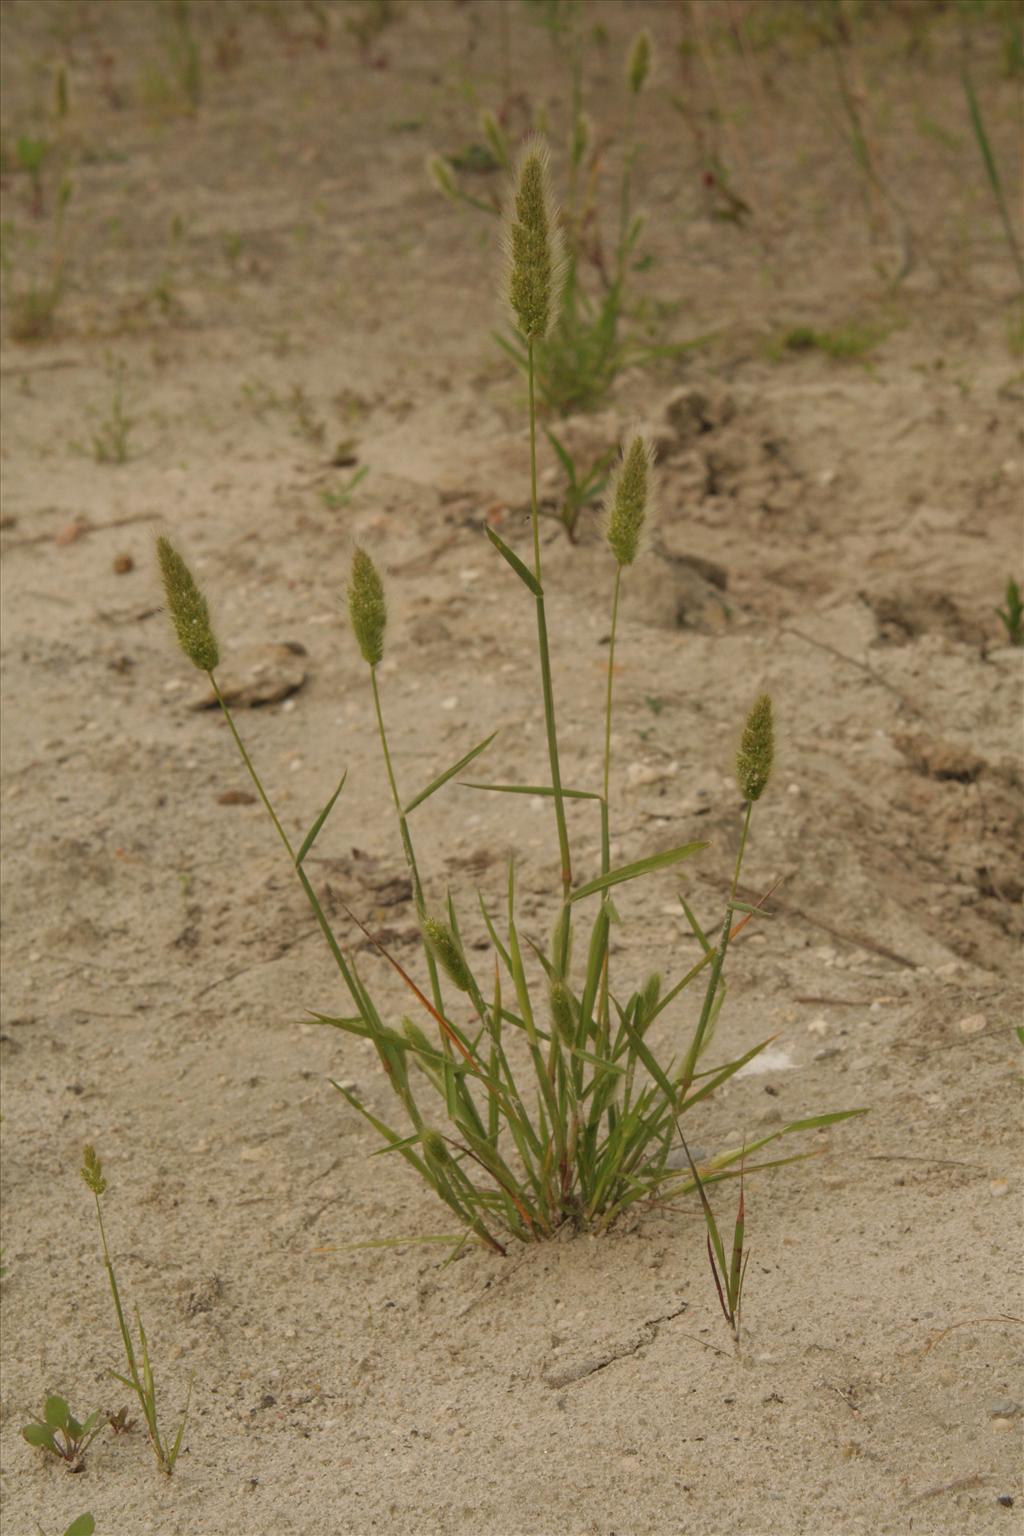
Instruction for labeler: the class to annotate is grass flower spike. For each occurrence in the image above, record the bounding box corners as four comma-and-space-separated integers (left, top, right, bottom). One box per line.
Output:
156, 536, 219, 672
737, 695, 775, 802
505, 136, 565, 343
348, 546, 387, 666
421, 915, 473, 994
605, 434, 654, 568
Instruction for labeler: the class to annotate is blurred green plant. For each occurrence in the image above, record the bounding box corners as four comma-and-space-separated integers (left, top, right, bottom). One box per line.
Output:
995, 577, 1023, 645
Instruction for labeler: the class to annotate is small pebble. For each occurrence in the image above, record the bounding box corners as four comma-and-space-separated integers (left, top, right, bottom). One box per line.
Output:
113, 552, 134, 574
990, 1178, 1010, 1198
988, 1401, 1022, 1419
957, 1013, 987, 1035
441, 696, 458, 710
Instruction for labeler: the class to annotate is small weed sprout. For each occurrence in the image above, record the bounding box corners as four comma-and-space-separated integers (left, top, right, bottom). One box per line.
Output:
322, 465, 370, 512
81, 1147, 191, 1476
157, 138, 865, 1263
16, 135, 50, 218
995, 577, 1023, 646
2, 176, 72, 343
543, 426, 615, 542
92, 359, 134, 465
21, 1397, 104, 1471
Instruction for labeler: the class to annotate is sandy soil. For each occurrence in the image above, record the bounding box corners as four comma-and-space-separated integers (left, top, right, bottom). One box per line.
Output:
1, 2, 1022, 1533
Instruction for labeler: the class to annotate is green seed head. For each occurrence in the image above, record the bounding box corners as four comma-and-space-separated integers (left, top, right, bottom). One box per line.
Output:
347, 546, 387, 666
480, 109, 510, 171
504, 135, 566, 343
156, 537, 219, 672
426, 153, 459, 202
639, 971, 662, 1024
421, 1126, 451, 1171
81, 1144, 107, 1196
627, 29, 653, 96
549, 978, 577, 1045
605, 434, 655, 568
737, 695, 775, 802
402, 1016, 433, 1056
421, 915, 473, 994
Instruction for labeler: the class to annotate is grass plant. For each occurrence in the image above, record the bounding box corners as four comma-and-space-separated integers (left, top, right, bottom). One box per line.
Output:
81, 1148, 191, 1476
2, 176, 72, 342
92, 359, 134, 465
765, 319, 890, 364
157, 135, 864, 1262
961, 54, 1024, 285
995, 577, 1023, 645
542, 425, 615, 542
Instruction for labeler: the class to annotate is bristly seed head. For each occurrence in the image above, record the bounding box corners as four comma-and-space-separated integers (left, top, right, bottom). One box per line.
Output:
737, 695, 775, 802
549, 978, 577, 1045
504, 135, 566, 343
81, 1144, 107, 1196
421, 1126, 451, 1169
426, 153, 459, 202
156, 537, 219, 672
605, 434, 655, 568
347, 546, 387, 666
627, 29, 653, 96
421, 915, 473, 994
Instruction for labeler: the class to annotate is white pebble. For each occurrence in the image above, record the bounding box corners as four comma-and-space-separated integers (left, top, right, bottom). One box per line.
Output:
441, 696, 458, 710
957, 1013, 986, 1035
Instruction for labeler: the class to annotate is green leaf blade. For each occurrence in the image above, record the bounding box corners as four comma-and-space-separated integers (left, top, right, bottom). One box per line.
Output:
403, 732, 497, 815
569, 841, 707, 903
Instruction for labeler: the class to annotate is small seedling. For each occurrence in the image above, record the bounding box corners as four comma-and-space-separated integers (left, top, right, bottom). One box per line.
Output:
767, 320, 889, 364
92, 359, 134, 465
169, 0, 202, 111
676, 1128, 749, 1347
288, 383, 325, 446
543, 426, 615, 542
36, 1517, 95, 1536
321, 465, 369, 511
995, 577, 1023, 646
81, 1147, 191, 1476
2, 176, 72, 342
22, 1396, 104, 1470
963, 57, 1023, 285
16, 136, 50, 217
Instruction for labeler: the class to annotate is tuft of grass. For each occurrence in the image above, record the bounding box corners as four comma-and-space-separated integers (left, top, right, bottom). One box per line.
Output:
542, 426, 615, 542
321, 464, 370, 512
81, 1146, 191, 1476
157, 137, 865, 1265
21, 1396, 104, 1471
995, 577, 1023, 645
962, 56, 1024, 285
16, 135, 50, 217
2, 176, 72, 342
766, 319, 890, 364
92, 358, 134, 464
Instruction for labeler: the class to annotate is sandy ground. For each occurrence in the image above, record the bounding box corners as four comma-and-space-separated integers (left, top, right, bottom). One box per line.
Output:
1, 2, 1022, 1533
